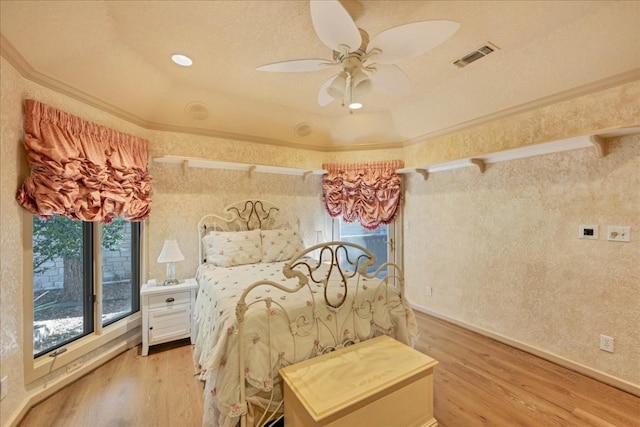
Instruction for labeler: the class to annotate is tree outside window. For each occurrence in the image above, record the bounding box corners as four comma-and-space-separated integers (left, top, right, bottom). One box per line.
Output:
33, 216, 139, 356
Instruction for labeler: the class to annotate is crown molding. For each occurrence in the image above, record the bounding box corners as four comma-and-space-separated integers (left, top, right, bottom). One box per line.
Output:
1, 35, 153, 129
3, 34, 637, 154
2, 35, 401, 153
401, 69, 640, 148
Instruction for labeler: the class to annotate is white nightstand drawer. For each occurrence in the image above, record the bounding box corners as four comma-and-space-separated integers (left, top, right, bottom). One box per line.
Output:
148, 290, 191, 309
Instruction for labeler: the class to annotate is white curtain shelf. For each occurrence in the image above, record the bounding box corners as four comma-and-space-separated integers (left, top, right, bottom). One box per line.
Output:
397, 128, 639, 180
153, 156, 327, 181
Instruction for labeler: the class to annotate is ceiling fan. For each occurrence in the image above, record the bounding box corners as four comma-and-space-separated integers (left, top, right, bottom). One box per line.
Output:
255, 0, 460, 110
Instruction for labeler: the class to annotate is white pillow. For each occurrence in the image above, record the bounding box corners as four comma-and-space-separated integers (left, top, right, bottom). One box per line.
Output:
203, 229, 262, 267
260, 229, 304, 263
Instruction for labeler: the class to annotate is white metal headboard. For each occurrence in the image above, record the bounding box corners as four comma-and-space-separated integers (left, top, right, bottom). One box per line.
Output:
197, 199, 287, 265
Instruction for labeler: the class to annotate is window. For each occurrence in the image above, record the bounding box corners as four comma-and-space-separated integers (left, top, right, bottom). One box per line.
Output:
101, 219, 140, 327
32, 216, 140, 357
331, 213, 402, 278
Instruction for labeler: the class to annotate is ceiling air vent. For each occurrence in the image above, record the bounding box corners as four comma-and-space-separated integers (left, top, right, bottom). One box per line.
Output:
453, 43, 498, 68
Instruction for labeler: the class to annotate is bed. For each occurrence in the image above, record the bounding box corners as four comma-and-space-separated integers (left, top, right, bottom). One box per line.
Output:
193, 200, 418, 427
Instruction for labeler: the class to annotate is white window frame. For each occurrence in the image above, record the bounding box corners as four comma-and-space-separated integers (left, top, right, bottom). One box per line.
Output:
327, 209, 404, 272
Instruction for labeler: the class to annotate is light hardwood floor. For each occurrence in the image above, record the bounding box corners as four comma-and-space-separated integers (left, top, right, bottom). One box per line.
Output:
18, 339, 204, 427
414, 314, 639, 427
19, 312, 640, 427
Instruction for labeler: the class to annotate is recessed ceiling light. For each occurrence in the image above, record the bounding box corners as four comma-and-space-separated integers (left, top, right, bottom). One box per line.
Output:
348, 102, 363, 110
171, 54, 193, 67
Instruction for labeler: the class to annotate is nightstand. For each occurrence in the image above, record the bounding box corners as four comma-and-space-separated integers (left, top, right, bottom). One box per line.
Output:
140, 278, 198, 356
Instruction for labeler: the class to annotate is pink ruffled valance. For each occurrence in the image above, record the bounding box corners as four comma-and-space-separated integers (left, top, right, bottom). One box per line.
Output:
16, 99, 153, 223
322, 160, 404, 230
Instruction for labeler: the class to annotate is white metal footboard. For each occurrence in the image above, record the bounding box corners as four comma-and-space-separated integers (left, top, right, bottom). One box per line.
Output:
235, 241, 407, 427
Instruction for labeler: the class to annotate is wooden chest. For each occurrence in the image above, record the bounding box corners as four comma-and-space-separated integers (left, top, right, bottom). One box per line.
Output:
279, 335, 438, 427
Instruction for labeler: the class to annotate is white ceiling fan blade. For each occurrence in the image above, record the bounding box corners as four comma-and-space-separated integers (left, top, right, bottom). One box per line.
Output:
369, 64, 412, 94
318, 74, 341, 106
310, 0, 361, 53
368, 20, 460, 65
256, 59, 334, 72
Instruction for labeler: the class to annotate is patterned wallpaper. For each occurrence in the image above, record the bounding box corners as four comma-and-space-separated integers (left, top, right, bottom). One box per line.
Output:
404, 134, 639, 385
146, 161, 326, 282
1, 53, 639, 425
0, 57, 26, 424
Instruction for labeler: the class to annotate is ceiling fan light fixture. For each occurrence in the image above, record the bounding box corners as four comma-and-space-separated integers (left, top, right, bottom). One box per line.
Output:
351, 68, 370, 90
171, 54, 193, 67
352, 77, 371, 101
327, 72, 348, 98
257, 1, 459, 110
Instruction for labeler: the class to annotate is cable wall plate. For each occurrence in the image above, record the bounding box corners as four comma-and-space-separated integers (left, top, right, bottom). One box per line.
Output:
579, 225, 598, 240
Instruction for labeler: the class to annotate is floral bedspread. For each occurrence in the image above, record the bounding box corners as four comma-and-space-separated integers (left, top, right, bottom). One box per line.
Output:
193, 260, 417, 427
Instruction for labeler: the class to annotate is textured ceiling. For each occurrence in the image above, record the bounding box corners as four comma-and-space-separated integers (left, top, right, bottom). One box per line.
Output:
1, 1, 639, 151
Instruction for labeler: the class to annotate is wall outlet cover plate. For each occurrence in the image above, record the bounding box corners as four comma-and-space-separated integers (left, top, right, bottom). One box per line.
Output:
607, 226, 630, 242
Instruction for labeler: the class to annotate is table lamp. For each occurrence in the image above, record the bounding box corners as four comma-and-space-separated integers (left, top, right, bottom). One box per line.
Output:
157, 239, 185, 285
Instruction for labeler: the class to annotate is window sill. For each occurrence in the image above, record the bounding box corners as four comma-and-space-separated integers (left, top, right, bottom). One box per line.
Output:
25, 312, 141, 384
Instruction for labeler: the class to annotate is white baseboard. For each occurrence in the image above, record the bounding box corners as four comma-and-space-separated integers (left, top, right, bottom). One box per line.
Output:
412, 304, 640, 397
7, 333, 141, 427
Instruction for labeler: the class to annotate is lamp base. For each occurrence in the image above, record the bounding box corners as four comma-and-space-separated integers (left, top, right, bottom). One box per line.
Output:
163, 262, 179, 286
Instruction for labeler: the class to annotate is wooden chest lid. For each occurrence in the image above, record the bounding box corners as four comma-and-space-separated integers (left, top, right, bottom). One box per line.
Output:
279, 335, 438, 421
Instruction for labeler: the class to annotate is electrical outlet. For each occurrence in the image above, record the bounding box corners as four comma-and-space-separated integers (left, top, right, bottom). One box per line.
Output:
607, 226, 630, 242
66, 360, 83, 374
600, 335, 614, 353
425, 286, 432, 297
1, 375, 7, 400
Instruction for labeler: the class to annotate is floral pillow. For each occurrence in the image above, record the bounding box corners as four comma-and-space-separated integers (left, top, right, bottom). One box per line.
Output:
260, 229, 304, 263
203, 229, 262, 267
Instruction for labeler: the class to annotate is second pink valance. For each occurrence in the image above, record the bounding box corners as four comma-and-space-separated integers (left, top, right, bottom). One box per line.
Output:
322, 160, 404, 230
